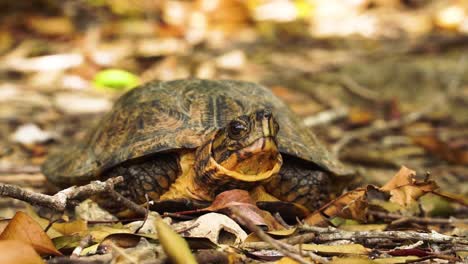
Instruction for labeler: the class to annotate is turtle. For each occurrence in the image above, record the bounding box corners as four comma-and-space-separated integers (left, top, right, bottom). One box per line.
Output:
42, 79, 352, 211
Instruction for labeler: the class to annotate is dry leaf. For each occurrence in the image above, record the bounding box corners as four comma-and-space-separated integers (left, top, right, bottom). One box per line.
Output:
347, 107, 375, 127
52, 219, 87, 236
26, 16, 74, 36
304, 188, 367, 226
0, 240, 44, 264
330, 256, 374, 263
202, 189, 284, 230
98, 233, 142, 253
0, 211, 62, 256
155, 216, 197, 264
302, 243, 370, 255
373, 256, 420, 263
174, 212, 247, 245
380, 166, 438, 207
88, 224, 132, 242
380, 166, 416, 191
276, 257, 301, 263
52, 234, 82, 251
408, 127, 468, 165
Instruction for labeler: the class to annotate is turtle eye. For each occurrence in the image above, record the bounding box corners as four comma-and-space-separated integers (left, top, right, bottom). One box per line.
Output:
228, 120, 248, 139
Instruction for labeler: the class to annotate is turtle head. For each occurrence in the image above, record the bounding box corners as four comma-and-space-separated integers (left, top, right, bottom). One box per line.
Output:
211, 109, 281, 175
191, 109, 283, 200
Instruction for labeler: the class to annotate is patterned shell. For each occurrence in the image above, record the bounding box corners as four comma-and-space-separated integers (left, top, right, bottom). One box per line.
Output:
43, 79, 351, 186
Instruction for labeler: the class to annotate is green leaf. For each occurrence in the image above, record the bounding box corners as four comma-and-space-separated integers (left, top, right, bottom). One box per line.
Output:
93, 69, 139, 90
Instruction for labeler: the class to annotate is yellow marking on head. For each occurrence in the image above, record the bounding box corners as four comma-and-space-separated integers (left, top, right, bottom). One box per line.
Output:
262, 118, 271, 137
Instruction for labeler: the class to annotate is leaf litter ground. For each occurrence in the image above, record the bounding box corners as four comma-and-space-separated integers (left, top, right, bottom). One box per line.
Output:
1, 1, 468, 263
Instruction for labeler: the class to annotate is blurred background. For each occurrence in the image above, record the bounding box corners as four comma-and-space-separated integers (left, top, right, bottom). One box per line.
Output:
0, 0, 467, 216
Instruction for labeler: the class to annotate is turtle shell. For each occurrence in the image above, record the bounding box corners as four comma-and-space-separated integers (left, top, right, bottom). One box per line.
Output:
43, 79, 351, 186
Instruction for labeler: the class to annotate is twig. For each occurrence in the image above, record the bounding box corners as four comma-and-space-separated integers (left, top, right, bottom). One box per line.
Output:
0, 165, 41, 174
274, 212, 293, 229
0, 176, 123, 211
135, 194, 150, 233
71, 235, 92, 258
108, 241, 139, 264
0, 173, 46, 187
340, 75, 381, 103
369, 211, 468, 225
332, 109, 427, 156
231, 207, 327, 264
299, 225, 468, 245
243, 233, 316, 250
107, 190, 147, 216
303, 107, 348, 127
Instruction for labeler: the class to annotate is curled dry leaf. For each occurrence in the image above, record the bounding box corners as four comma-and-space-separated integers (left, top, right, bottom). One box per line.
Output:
304, 188, 367, 226
304, 166, 438, 225
98, 233, 142, 253
0, 211, 62, 256
174, 212, 247, 245
204, 189, 285, 230
407, 125, 468, 165
380, 166, 438, 207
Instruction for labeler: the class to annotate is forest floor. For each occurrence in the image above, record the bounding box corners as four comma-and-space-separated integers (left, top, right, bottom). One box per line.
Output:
0, 1, 467, 263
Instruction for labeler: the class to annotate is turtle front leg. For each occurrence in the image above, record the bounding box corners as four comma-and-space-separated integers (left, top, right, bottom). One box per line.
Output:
263, 155, 333, 210
106, 153, 181, 204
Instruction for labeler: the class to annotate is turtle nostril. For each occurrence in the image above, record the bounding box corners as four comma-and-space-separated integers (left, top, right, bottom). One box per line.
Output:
255, 109, 273, 121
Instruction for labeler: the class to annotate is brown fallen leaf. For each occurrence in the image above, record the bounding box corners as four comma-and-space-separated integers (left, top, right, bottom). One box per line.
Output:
305, 166, 438, 225
380, 166, 417, 191
380, 166, 438, 207
26, 16, 75, 36
0, 211, 62, 256
204, 190, 285, 230
347, 107, 375, 127
304, 188, 367, 226
0, 240, 44, 264
98, 233, 142, 253
407, 124, 468, 165
178, 189, 284, 230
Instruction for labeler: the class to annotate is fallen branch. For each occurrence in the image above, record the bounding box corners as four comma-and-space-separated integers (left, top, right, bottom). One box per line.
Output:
231, 207, 327, 264
300, 225, 468, 245
0, 165, 41, 174
107, 190, 147, 216
242, 233, 316, 250
303, 107, 348, 127
0, 176, 123, 211
340, 75, 381, 103
332, 109, 427, 155
369, 211, 468, 225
